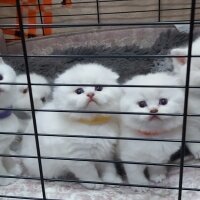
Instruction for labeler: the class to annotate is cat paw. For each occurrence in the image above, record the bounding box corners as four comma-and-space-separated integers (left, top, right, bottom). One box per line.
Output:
150, 174, 166, 183
187, 145, 200, 159
128, 179, 150, 193
0, 178, 17, 186
81, 182, 104, 190
102, 174, 123, 185
9, 163, 23, 176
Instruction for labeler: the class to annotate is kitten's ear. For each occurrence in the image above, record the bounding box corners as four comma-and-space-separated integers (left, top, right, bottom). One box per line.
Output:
0, 57, 4, 64
112, 73, 119, 81
170, 48, 188, 66
54, 73, 63, 84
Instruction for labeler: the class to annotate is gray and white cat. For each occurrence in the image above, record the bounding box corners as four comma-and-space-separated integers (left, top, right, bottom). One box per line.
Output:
21, 63, 122, 189
0, 58, 22, 186
171, 37, 200, 159
14, 73, 51, 133
119, 72, 184, 191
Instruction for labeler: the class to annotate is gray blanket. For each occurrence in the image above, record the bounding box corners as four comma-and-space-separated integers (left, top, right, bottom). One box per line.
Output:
5, 29, 196, 83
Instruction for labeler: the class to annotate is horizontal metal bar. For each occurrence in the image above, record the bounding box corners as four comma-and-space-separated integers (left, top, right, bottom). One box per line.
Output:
0, 82, 188, 88
0, 0, 130, 7
0, 107, 187, 117
0, 175, 200, 191
0, 131, 186, 142
0, 0, 195, 7
0, 154, 179, 167
0, 21, 199, 28
0, 195, 50, 200
1, 153, 200, 169
0, 6, 198, 20
2, 54, 200, 58
1, 82, 200, 89
1, 131, 200, 144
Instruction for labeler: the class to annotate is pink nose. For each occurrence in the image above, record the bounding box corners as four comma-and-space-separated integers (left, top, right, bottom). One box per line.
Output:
150, 108, 158, 113
87, 92, 95, 98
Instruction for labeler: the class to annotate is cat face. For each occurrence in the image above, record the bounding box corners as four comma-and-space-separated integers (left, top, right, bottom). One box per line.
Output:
120, 73, 184, 132
53, 63, 120, 119
171, 37, 200, 86
14, 73, 51, 110
0, 58, 16, 107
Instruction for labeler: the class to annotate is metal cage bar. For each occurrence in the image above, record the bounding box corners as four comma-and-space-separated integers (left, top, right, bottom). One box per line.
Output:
0, 0, 199, 199
177, 0, 196, 199
16, 1, 46, 199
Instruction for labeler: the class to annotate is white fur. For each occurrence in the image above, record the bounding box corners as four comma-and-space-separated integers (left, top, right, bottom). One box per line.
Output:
21, 63, 122, 189
14, 73, 51, 132
0, 58, 22, 185
171, 37, 200, 159
119, 72, 184, 191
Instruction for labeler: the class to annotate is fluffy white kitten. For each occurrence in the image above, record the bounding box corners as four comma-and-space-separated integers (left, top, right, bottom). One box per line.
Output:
0, 58, 22, 185
171, 37, 200, 159
21, 63, 122, 189
119, 72, 184, 191
14, 73, 51, 132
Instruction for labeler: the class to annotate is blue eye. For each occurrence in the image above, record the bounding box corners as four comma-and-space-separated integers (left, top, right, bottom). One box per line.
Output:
95, 85, 103, 91
75, 88, 84, 95
138, 101, 147, 108
159, 98, 168, 105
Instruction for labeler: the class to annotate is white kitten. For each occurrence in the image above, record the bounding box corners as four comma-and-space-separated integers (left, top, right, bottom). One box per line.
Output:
14, 73, 51, 133
21, 63, 122, 189
119, 72, 184, 191
171, 37, 200, 159
0, 58, 22, 186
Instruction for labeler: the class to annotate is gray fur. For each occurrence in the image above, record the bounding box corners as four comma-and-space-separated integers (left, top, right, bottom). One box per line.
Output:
5, 29, 199, 83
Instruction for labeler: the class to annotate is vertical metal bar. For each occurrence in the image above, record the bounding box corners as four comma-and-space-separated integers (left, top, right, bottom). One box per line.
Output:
178, 0, 196, 199
16, 1, 47, 199
96, 0, 100, 24
37, 0, 45, 36
158, 0, 161, 22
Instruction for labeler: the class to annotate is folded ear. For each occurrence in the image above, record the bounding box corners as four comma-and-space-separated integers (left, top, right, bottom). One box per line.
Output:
170, 48, 188, 66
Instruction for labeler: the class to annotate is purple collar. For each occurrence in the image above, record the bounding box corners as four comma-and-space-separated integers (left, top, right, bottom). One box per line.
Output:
0, 107, 12, 119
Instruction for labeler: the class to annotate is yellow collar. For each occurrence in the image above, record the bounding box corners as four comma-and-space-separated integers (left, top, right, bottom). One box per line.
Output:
76, 115, 112, 125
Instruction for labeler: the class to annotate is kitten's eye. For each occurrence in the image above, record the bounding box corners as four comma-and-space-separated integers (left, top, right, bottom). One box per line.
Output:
95, 85, 103, 91
0, 74, 3, 81
159, 98, 168, 105
138, 101, 147, 108
22, 88, 28, 94
75, 88, 84, 94
41, 97, 46, 103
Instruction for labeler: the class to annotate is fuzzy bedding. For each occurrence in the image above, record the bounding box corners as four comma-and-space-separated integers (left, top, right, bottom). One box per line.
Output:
1, 26, 200, 199
1, 156, 200, 200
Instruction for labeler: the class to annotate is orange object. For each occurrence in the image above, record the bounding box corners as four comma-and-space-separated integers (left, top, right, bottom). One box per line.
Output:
42, 0, 53, 35
1, 0, 53, 42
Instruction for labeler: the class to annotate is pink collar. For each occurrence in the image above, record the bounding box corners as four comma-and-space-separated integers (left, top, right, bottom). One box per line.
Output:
137, 130, 161, 136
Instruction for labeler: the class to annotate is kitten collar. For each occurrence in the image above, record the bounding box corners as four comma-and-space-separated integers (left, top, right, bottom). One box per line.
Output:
137, 130, 161, 136
76, 115, 112, 125
137, 126, 181, 137
0, 107, 12, 119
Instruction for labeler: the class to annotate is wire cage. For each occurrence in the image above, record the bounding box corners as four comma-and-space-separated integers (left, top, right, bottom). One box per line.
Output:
0, 0, 200, 199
